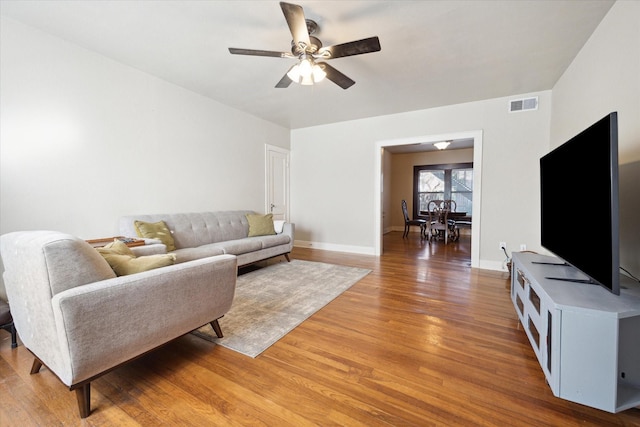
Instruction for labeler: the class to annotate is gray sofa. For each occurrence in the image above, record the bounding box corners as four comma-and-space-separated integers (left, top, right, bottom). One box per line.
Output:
0, 230, 237, 418
118, 211, 295, 267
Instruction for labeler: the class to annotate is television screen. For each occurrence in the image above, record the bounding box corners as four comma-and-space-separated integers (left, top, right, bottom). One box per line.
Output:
540, 112, 619, 295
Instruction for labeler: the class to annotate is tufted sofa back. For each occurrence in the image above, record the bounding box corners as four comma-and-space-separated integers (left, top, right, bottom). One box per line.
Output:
118, 211, 257, 249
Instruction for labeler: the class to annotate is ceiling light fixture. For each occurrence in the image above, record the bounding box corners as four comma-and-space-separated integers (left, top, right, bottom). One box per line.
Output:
433, 140, 452, 150
286, 56, 326, 85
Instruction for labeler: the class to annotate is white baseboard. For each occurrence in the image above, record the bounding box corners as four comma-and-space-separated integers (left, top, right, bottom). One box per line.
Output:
295, 239, 509, 272
479, 259, 509, 272
293, 240, 375, 256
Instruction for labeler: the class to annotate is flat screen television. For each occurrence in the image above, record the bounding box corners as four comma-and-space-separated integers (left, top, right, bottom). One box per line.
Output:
540, 112, 620, 295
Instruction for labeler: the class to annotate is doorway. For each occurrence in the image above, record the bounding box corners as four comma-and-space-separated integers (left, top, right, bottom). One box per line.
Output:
373, 131, 483, 268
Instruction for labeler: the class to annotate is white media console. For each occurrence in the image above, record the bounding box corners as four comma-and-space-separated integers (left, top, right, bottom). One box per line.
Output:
510, 252, 640, 413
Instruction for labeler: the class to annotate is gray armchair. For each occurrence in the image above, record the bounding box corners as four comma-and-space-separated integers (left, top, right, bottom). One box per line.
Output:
0, 230, 237, 418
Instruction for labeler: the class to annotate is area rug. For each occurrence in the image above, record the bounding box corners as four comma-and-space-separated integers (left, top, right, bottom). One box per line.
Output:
192, 260, 371, 358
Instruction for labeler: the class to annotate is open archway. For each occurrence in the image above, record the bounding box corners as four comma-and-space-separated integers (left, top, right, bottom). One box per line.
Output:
374, 130, 483, 268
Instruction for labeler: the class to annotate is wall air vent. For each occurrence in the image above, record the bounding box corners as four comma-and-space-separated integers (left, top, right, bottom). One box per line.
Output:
509, 96, 538, 113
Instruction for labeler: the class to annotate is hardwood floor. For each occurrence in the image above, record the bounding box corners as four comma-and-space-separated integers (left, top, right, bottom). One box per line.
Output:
1, 231, 639, 426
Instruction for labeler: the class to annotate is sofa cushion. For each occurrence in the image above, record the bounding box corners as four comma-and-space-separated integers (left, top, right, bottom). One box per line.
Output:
134, 220, 176, 251
216, 238, 263, 255
246, 213, 276, 237
97, 240, 176, 276
253, 233, 291, 249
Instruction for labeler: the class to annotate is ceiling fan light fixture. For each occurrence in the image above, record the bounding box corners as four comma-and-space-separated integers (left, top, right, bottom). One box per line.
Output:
298, 58, 313, 76
286, 64, 301, 82
312, 63, 326, 82
287, 57, 326, 85
434, 141, 452, 150
300, 73, 314, 85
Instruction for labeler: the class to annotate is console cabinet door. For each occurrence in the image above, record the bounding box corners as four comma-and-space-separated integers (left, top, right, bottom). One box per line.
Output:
559, 310, 617, 412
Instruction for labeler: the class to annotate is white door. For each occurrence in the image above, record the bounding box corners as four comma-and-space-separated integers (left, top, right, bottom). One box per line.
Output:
265, 145, 290, 221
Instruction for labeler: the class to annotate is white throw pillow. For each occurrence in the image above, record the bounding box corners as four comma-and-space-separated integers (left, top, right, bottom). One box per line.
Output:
273, 220, 285, 234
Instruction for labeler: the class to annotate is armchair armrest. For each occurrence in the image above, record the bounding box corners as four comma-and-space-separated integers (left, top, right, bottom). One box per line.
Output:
50, 254, 237, 386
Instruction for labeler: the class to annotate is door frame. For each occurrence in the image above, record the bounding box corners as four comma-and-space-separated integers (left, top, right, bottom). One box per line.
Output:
373, 130, 483, 268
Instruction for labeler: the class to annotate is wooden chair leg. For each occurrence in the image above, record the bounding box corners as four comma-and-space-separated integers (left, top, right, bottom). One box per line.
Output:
1, 322, 17, 348
210, 318, 224, 338
284, 253, 291, 262
75, 383, 91, 418
30, 357, 43, 375
10, 323, 17, 348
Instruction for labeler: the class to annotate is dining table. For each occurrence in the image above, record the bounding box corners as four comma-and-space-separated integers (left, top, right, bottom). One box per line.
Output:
419, 211, 472, 242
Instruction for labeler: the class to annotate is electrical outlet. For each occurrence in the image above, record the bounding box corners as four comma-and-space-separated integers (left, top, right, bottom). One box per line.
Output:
520, 244, 527, 251
499, 242, 506, 250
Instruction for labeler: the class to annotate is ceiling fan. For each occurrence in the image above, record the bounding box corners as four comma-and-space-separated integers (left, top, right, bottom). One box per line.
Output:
228, 2, 381, 89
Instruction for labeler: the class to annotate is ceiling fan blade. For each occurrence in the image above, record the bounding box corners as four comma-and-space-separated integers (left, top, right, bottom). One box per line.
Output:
318, 36, 381, 59
319, 63, 355, 89
229, 48, 294, 58
280, 2, 310, 52
276, 72, 293, 88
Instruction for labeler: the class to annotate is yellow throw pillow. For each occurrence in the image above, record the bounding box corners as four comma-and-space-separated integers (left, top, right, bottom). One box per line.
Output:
134, 220, 176, 251
98, 239, 135, 256
97, 240, 176, 276
246, 213, 276, 237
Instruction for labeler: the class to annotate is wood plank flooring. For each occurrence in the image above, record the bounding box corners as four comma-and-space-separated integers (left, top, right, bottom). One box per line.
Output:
1, 231, 639, 426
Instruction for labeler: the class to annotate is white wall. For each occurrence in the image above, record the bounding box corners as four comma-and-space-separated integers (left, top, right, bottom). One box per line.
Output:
551, 0, 640, 276
291, 91, 552, 268
0, 18, 290, 239
551, 1, 640, 163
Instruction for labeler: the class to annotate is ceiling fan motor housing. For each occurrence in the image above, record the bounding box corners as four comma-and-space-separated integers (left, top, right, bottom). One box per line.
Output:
291, 35, 322, 55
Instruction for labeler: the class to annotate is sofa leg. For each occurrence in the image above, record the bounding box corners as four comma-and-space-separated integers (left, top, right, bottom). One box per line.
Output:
210, 319, 224, 338
30, 357, 43, 375
75, 383, 91, 418
284, 253, 291, 262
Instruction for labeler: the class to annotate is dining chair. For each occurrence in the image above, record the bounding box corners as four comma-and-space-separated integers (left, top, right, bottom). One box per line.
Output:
0, 299, 17, 348
443, 199, 457, 212
426, 200, 451, 244
443, 199, 459, 241
401, 200, 426, 239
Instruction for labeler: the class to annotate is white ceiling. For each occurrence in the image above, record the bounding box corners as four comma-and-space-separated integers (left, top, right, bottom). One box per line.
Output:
0, 0, 614, 130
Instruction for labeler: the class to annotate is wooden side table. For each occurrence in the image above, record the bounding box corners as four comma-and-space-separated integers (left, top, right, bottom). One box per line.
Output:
86, 236, 145, 248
